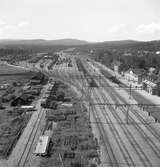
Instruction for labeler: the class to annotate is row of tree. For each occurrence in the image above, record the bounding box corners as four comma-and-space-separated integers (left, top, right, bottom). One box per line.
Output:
0, 48, 34, 63
91, 49, 160, 73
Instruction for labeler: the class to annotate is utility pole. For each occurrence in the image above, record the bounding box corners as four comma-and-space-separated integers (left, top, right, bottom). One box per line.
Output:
129, 84, 132, 99
59, 153, 65, 167
87, 86, 91, 120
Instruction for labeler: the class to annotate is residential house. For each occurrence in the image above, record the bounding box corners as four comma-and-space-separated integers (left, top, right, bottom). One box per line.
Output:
124, 68, 146, 85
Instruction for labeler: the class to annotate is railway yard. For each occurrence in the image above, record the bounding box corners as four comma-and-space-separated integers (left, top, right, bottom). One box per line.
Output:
0, 50, 160, 167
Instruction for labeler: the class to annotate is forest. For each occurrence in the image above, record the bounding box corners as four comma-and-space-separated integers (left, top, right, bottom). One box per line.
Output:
91, 48, 160, 73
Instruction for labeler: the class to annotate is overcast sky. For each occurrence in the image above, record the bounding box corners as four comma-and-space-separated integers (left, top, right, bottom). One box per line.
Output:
0, 0, 160, 41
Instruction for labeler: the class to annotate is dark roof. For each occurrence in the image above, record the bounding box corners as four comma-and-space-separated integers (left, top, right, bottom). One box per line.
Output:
126, 68, 145, 76
18, 94, 30, 101
112, 60, 122, 66
155, 77, 160, 84
132, 69, 145, 75
147, 74, 158, 81
31, 72, 44, 80
31, 76, 41, 80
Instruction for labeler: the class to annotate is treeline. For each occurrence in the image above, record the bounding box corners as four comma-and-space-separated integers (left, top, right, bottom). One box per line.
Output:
0, 48, 34, 63
0, 45, 70, 52
75, 40, 160, 53
91, 49, 160, 73
119, 54, 160, 71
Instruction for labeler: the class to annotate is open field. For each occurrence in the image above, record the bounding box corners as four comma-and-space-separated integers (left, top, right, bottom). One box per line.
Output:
0, 63, 34, 84
0, 63, 34, 96
0, 63, 29, 74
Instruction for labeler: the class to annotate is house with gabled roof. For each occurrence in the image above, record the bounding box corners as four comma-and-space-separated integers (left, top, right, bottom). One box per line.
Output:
124, 68, 146, 85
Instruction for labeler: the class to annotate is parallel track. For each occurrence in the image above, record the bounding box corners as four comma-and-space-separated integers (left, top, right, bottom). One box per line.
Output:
76, 69, 119, 167
100, 78, 160, 159
17, 108, 45, 167
46, 57, 160, 167
92, 89, 136, 167
107, 83, 160, 142
96, 88, 154, 167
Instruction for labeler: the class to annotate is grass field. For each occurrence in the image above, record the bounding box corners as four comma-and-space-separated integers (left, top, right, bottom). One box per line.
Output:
0, 63, 28, 74
0, 63, 34, 84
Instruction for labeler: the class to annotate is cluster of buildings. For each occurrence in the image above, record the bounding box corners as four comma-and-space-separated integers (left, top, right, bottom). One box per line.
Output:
0, 72, 46, 108
11, 72, 45, 106
112, 61, 160, 96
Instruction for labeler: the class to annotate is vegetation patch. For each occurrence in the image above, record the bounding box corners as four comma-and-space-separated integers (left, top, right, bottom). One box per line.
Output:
0, 109, 31, 158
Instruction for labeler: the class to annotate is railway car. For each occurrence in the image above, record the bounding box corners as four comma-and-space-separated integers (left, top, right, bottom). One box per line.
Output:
35, 135, 50, 156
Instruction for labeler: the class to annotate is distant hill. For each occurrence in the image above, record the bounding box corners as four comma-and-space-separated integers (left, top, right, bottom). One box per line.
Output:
75, 40, 160, 52
0, 38, 160, 52
0, 38, 89, 46
102, 40, 139, 45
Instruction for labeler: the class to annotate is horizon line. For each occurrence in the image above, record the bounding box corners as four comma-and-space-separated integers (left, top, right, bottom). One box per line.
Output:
0, 38, 159, 43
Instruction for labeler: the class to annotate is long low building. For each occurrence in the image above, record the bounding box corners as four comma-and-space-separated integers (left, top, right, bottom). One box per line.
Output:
35, 136, 50, 156
124, 68, 145, 85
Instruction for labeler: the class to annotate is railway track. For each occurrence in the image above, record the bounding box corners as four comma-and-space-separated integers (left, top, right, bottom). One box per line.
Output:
80, 60, 160, 166
16, 108, 45, 167
74, 61, 138, 166
47, 57, 160, 166
85, 60, 160, 152
97, 87, 154, 167
76, 68, 140, 166
100, 78, 160, 160
91, 101, 119, 167
91, 89, 136, 167
106, 84, 160, 143
51, 58, 118, 166
75, 69, 119, 167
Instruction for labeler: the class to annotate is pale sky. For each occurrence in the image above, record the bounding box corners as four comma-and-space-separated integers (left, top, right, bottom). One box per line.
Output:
0, 0, 160, 41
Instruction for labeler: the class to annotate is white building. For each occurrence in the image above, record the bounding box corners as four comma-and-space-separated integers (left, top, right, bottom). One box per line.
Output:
35, 136, 50, 156
124, 68, 145, 85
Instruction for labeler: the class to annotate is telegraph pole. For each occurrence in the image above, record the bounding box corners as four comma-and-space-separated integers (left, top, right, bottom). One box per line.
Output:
87, 86, 91, 120
129, 84, 132, 99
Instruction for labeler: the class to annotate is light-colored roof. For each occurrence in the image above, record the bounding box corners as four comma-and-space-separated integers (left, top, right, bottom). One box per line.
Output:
61, 103, 73, 107
21, 105, 35, 109
125, 68, 145, 76
143, 80, 156, 87
35, 136, 49, 154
